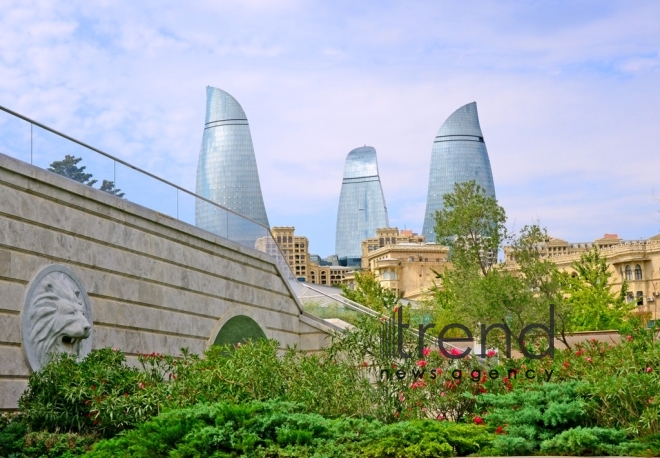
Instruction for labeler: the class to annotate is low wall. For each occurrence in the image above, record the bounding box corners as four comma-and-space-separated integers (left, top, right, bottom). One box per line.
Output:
0, 152, 333, 409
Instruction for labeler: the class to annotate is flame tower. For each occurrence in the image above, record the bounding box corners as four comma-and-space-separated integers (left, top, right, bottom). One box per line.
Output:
421, 102, 496, 242
195, 87, 270, 242
335, 146, 389, 266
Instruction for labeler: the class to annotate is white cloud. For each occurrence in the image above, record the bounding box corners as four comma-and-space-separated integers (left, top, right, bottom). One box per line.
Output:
0, 0, 659, 256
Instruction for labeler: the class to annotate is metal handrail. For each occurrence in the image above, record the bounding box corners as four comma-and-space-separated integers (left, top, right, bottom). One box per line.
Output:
0, 104, 268, 230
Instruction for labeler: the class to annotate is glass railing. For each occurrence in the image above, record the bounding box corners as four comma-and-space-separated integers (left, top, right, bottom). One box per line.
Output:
0, 104, 299, 296
0, 103, 459, 352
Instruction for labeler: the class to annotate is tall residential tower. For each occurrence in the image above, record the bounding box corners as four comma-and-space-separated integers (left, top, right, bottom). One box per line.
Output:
335, 146, 389, 266
195, 87, 270, 244
421, 102, 496, 242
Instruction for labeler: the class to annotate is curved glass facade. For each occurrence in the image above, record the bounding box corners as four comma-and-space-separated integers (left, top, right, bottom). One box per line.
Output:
195, 87, 270, 244
335, 146, 389, 265
421, 102, 496, 242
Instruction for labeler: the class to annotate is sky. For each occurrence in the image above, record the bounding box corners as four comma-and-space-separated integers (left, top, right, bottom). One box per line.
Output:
1, 0, 659, 257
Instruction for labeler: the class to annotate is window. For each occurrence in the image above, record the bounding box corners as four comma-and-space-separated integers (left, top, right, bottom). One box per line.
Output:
635, 264, 643, 280
625, 265, 632, 281
637, 291, 644, 306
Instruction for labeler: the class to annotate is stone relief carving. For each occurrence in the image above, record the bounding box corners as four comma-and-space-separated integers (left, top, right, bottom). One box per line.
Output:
21, 265, 93, 371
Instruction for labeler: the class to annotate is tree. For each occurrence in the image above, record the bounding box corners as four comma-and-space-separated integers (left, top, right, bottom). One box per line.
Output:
560, 247, 633, 331
341, 270, 399, 313
99, 180, 125, 198
48, 155, 97, 186
428, 181, 565, 349
434, 181, 507, 276
48, 156, 125, 198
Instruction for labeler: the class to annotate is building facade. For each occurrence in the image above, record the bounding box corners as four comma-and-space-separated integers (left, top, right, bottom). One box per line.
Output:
195, 87, 270, 245
422, 102, 496, 242
267, 227, 352, 286
335, 146, 389, 266
505, 233, 660, 322
343, 228, 451, 301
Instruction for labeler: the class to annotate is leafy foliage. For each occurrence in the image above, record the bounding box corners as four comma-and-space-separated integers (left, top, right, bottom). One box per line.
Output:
86, 401, 493, 457
341, 270, 399, 313
478, 381, 589, 455
98, 180, 125, 198
48, 155, 97, 186
48, 156, 125, 198
560, 247, 633, 331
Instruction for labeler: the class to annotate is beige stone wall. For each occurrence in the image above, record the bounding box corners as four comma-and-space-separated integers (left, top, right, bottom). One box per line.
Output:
0, 153, 332, 409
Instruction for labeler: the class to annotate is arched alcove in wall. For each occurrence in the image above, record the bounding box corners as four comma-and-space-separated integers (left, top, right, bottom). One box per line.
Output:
212, 315, 267, 347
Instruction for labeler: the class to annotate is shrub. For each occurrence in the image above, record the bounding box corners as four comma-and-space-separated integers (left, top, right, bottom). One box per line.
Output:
540, 426, 640, 456
86, 400, 493, 457
0, 414, 95, 458
477, 382, 589, 455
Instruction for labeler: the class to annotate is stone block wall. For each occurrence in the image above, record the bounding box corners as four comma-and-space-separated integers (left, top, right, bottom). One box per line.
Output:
0, 152, 332, 409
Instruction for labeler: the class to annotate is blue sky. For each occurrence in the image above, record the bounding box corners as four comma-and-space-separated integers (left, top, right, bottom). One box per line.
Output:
1, 1, 659, 257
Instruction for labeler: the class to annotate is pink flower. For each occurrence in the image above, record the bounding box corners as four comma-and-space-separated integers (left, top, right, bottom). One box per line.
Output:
441, 392, 446, 397
487, 349, 496, 357
474, 416, 485, 425
627, 335, 633, 342
450, 347, 463, 356
394, 411, 399, 417
139, 382, 145, 390
647, 367, 653, 373
437, 413, 445, 420
423, 347, 431, 357
399, 395, 405, 402
586, 357, 592, 363
416, 360, 428, 367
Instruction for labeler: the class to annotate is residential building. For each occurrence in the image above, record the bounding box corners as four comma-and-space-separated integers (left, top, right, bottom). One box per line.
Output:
195, 86, 270, 245
335, 146, 389, 267
422, 102, 496, 242
267, 227, 352, 286
344, 228, 451, 300
505, 233, 660, 322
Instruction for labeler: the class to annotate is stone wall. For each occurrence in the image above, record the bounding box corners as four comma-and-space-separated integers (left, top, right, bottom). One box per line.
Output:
0, 152, 333, 409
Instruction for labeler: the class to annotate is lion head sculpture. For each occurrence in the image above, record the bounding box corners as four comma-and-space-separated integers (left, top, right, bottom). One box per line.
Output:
22, 266, 93, 371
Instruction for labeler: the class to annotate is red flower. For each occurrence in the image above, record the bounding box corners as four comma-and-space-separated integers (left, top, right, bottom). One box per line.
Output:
486, 349, 496, 357
563, 361, 570, 368
450, 347, 463, 356
495, 426, 505, 435
480, 387, 487, 393
416, 360, 428, 367
437, 413, 445, 420
627, 335, 633, 342
474, 416, 485, 425
647, 367, 653, 373
423, 347, 431, 357
139, 382, 145, 390
391, 364, 397, 369
362, 361, 369, 367
91, 385, 96, 391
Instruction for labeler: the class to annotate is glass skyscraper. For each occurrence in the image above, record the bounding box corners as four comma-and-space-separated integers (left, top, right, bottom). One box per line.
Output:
335, 146, 389, 266
195, 87, 270, 243
421, 102, 496, 243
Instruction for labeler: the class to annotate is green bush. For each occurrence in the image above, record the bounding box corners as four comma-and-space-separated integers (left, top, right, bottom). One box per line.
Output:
17, 339, 375, 439
478, 382, 589, 455
540, 426, 640, 456
0, 414, 95, 458
86, 400, 493, 457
